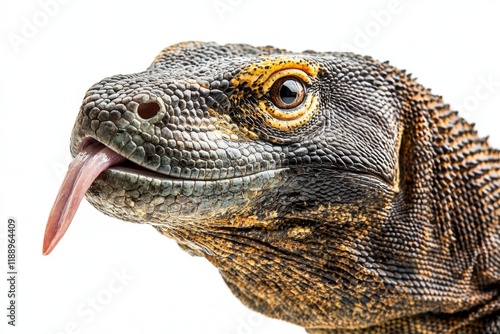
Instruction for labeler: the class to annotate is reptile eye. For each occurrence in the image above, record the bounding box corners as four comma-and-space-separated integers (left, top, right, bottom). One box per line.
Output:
269, 77, 305, 109
251, 66, 319, 130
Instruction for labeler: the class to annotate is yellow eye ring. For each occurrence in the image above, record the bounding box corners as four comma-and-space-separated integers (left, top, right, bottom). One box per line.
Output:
257, 69, 318, 129
262, 69, 312, 121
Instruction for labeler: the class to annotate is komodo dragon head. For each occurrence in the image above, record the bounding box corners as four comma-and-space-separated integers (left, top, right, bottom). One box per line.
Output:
43, 42, 500, 333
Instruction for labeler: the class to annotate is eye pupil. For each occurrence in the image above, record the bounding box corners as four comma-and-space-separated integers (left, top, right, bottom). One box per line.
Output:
270, 76, 305, 109
279, 80, 300, 105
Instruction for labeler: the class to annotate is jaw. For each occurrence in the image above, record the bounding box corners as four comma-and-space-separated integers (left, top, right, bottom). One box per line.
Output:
44, 138, 404, 329
86, 158, 397, 226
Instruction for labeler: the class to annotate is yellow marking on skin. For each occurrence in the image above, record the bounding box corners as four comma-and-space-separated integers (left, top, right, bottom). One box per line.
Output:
231, 56, 320, 88
260, 95, 319, 131
261, 68, 313, 93
231, 56, 321, 131
210, 109, 259, 141
288, 226, 312, 239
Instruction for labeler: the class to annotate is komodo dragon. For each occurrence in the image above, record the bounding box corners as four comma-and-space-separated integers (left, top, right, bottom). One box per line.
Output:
43, 41, 500, 333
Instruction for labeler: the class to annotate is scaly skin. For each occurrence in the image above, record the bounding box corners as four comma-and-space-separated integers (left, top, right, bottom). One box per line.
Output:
66, 42, 499, 333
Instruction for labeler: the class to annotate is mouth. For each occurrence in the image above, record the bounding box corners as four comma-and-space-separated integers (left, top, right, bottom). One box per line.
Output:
42, 139, 165, 256
42, 138, 288, 256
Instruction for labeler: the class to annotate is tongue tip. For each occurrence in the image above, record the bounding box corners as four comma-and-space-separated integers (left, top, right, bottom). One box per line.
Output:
43, 213, 74, 256
42, 237, 54, 255
42, 226, 58, 256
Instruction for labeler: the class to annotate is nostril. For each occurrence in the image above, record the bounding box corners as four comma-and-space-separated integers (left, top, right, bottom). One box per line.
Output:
137, 102, 160, 119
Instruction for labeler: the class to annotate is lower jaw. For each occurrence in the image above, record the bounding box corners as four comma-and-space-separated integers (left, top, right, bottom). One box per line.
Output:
85, 167, 290, 225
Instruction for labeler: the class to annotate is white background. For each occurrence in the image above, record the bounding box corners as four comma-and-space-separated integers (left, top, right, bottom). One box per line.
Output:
1, 1, 500, 333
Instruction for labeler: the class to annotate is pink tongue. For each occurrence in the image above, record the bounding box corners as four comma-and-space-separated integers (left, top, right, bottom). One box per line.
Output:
43, 142, 126, 255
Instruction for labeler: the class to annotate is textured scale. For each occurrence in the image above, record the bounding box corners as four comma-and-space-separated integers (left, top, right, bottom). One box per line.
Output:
46, 42, 499, 333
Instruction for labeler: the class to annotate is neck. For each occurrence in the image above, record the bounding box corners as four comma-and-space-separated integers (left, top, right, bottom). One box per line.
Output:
376, 78, 500, 333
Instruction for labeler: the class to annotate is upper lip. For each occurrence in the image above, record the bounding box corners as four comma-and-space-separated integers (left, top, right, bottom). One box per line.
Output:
78, 137, 170, 178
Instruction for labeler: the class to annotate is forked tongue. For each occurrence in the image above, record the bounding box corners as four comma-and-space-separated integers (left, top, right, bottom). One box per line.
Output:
43, 142, 126, 255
